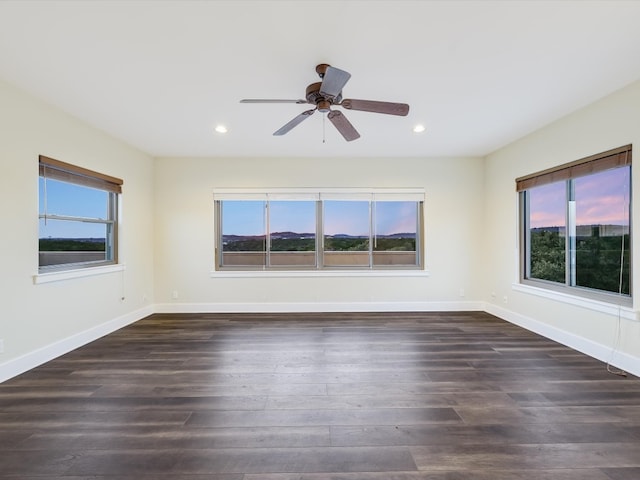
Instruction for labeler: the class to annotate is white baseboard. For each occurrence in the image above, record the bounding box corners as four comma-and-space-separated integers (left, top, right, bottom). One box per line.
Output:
485, 302, 640, 378
154, 300, 486, 314
0, 305, 154, 383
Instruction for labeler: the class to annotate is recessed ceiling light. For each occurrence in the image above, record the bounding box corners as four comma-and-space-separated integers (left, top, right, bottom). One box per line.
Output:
214, 125, 228, 134
413, 124, 426, 134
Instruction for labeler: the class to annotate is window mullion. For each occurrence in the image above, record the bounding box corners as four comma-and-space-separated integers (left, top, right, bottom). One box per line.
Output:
108, 193, 117, 262
43, 167, 48, 225
216, 201, 223, 268
416, 201, 422, 267
567, 180, 576, 287
522, 191, 531, 280
265, 200, 270, 270
369, 200, 374, 269
317, 200, 323, 269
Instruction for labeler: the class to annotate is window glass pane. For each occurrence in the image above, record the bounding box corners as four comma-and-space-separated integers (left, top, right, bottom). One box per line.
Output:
220, 201, 266, 266
323, 200, 370, 266
573, 167, 630, 294
373, 201, 418, 266
269, 201, 316, 267
39, 219, 108, 267
527, 181, 566, 283
39, 177, 109, 218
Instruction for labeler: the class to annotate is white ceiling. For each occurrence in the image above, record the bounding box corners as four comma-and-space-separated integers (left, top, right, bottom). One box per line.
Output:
1, 0, 640, 158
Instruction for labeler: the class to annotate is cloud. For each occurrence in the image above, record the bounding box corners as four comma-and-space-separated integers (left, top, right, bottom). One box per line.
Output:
530, 211, 564, 228
576, 195, 629, 225
529, 167, 630, 228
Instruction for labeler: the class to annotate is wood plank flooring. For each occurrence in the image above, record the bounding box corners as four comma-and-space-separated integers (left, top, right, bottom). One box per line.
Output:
1, 311, 639, 479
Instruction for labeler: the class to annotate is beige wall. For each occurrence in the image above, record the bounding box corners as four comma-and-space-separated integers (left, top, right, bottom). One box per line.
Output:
483, 79, 640, 369
153, 156, 484, 310
0, 79, 155, 376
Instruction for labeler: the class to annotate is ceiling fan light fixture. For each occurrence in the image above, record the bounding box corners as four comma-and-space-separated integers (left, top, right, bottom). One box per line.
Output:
317, 100, 331, 113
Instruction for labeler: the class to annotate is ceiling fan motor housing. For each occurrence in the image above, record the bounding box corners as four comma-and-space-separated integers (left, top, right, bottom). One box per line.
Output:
305, 82, 324, 103
306, 82, 333, 112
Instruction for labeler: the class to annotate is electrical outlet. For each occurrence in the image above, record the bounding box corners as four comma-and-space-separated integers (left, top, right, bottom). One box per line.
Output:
459, 288, 465, 297
172, 290, 179, 300
503, 295, 508, 304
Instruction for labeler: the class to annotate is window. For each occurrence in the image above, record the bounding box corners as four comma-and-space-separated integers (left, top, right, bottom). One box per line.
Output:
214, 190, 423, 271
269, 200, 317, 267
323, 199, 370, 267
517, 145, 631, 302
219, 200, 266, 267
373, 200, 419, 267
39, 155, 122, 272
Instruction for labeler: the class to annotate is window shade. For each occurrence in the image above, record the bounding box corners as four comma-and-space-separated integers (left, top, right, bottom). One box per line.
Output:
39, 155, 123, 194
373, 192, 425, 202
267, 192, 320, 201
214, 188, 425, 202
320, 192, 373, 201
213, 190, 319, 201
515, 145, 631, 192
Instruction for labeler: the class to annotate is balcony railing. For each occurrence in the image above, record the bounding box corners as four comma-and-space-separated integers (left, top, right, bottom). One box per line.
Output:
220, 251, 417, 268
39, 251, 106, 267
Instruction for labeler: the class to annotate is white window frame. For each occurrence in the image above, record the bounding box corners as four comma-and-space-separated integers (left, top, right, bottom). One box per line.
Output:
38, 155, 122, 275
213, 188, 425, 273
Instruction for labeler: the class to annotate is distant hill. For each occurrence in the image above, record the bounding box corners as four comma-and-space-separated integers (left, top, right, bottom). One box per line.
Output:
223, 231, 415, 242
39, 237, 106, 242
531, 225, 628, 237
383, 232, 416, 239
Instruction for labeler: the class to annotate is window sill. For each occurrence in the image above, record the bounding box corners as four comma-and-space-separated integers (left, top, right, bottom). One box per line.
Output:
210, 269, 430, 278
34, 264, 125, 284
512, 282, 637, 321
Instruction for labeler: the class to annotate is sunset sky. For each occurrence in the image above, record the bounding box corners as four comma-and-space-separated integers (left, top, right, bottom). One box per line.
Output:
528, 167, 630, 228
222, 200, 418, 237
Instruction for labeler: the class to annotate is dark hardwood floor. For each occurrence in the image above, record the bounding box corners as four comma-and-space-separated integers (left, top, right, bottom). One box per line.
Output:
1, 311, 639, 479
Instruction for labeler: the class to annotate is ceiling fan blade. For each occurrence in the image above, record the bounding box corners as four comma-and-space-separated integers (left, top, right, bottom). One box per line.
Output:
340, 99, 409, 116
241, 99, 307, 104
327, 110, 360, 142
273, 109, 316, 136
319, 66, 351, 99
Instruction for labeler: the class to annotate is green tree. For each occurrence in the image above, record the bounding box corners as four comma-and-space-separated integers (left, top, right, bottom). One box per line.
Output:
39, 239, 105, 251
530, 230, 565, 283
576, 234, 629, 294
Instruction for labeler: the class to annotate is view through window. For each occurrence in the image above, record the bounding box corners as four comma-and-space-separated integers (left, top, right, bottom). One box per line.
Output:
215, 191, 423, 270
519, 146, 631, 300
38, 156, 122, 272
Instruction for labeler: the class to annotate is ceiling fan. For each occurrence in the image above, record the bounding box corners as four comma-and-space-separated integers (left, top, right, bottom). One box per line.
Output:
240, 64, 410, 141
